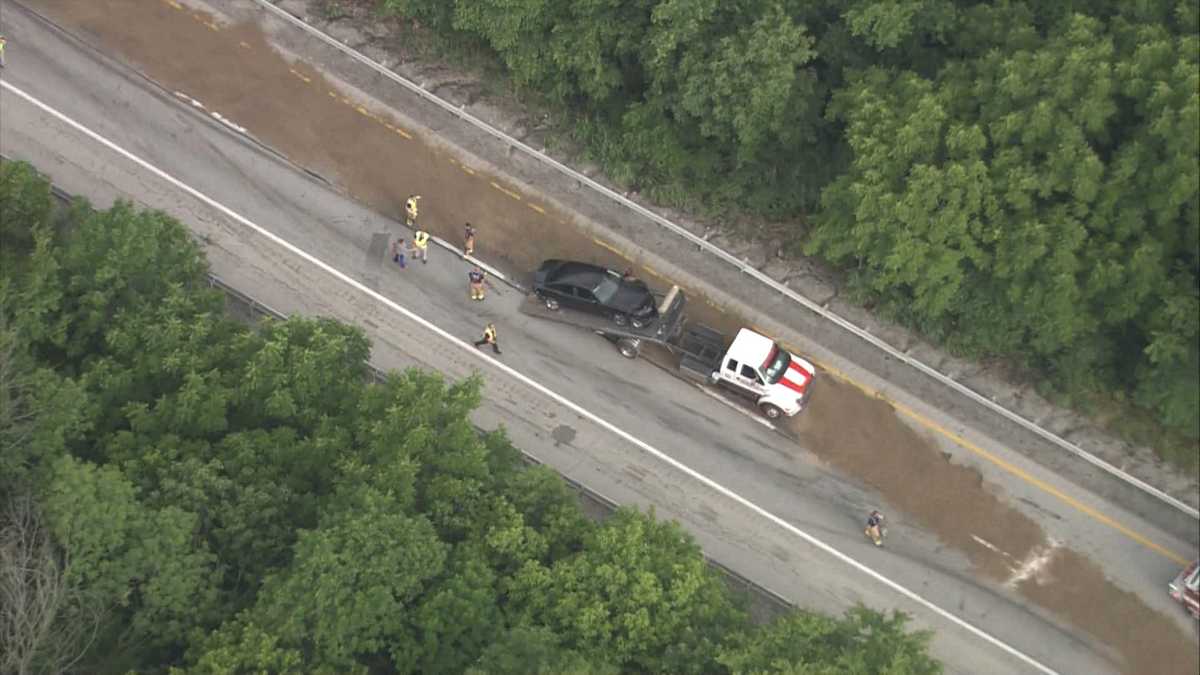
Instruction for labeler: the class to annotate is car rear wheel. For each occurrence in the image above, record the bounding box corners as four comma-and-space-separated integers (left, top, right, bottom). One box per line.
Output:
612, 313, 628, 327
759, 403, 783, 420
617, 338, 641, 359
542, 295, 560, 311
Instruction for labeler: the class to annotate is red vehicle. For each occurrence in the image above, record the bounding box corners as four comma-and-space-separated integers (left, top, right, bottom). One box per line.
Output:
1168, 559, 1200, 620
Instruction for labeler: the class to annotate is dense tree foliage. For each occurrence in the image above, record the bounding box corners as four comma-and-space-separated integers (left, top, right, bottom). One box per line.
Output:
378, 0, 1200, 452
0, 161, 937, 673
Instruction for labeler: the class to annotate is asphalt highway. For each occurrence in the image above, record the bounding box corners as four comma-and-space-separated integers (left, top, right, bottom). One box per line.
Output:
2, 3, 1196, 672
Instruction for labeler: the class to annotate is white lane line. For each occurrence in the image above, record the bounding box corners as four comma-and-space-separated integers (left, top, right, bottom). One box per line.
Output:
693, 384, 775, 430
0, 80, 1059, 675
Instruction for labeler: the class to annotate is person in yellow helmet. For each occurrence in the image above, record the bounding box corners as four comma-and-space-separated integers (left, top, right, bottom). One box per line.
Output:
412, 228, 430, 264
473, 323, 500, 354
404, 194, 421, 226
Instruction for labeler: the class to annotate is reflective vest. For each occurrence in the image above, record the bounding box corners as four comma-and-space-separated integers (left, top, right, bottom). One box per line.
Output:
413, 231, 430, 249
405, 198, 419, 217
483, 325, 497, 342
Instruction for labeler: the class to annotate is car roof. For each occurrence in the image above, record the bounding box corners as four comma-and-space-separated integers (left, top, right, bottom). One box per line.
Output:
548, 261, 608, 285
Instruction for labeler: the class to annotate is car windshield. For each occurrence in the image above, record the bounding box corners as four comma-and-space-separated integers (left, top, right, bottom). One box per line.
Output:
760, 345, 791, 384
593, 275, 620, 304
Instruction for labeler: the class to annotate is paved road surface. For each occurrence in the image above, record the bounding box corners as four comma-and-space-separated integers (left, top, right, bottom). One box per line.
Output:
2, 3, 1197, 673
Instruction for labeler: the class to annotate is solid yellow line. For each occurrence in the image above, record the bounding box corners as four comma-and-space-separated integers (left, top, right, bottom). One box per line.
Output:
527, 203, 546, 214
490, 181, 521, 201
591, 238, 627, 258
289, 69, 311, 84
641, 265, 663, 279
766, 332, 1191, 566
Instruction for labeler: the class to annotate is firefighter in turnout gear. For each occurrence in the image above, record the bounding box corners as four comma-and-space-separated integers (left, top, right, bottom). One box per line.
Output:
463, 222, 477, 257
468, 266, 486, 301
474, 323, 500, 354
404, 195, 421, 226
412, 228, 430, 264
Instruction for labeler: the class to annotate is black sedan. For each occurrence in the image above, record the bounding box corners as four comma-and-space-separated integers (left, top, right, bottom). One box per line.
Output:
533, 260, 659, 328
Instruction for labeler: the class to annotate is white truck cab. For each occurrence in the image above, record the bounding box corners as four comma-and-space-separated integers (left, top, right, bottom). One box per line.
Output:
713, 328, 815, 419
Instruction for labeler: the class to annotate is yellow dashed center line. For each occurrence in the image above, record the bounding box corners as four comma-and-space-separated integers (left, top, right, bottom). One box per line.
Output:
328, 90, 339, 99
162, 0, 182, 9
239, 41, 252, 50
526, 203, 546, 215
393, 126, 412, 140
289, 68, 311, 84
490, 181, 522, 201
459, 165, 476, 176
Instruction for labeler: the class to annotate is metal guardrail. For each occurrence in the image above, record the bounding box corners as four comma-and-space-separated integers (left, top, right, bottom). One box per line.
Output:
210, 272, 796, 619
256, 0, 1197, 520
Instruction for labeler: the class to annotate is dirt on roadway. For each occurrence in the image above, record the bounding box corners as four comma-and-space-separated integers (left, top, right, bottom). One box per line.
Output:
28, 1, 1199, 672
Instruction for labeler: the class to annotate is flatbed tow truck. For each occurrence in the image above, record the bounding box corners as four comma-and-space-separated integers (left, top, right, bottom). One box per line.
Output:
520, 285, 816, 419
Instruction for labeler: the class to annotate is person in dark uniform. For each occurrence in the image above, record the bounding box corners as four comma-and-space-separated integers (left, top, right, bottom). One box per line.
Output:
468, 266, 486, 301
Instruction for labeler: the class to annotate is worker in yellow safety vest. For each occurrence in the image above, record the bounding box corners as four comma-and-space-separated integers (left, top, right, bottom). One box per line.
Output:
405, 195, 421, 225
412, 228, 430, 264
0, 35, 8, 69
473, 323, 500, 354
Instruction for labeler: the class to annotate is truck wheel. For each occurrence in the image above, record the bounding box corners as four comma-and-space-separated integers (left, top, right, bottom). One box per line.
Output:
616, 338, 641, 359
758, 403, 783, 420
543, 295, 560, 311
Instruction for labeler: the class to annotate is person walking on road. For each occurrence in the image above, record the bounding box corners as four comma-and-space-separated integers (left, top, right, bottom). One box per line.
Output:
390, 237, 407, 269
412, 228, 430, 264
474, 323, 500, 354
468, 265, 486, 301
463, 222, 476, 257
404, 194, 421, 226
0, 35, 8, 69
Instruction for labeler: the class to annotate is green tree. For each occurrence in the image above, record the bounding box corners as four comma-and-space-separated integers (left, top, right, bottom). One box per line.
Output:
718, 606, 940, 674
467, 625, 617, 675
40, 455, 216, 666
506, 507, 745, 673
0, 161, 54, 271
218, 487, 448, 671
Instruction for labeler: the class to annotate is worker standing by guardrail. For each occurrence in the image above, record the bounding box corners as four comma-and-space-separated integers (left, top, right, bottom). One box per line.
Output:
463, 222, 476, 257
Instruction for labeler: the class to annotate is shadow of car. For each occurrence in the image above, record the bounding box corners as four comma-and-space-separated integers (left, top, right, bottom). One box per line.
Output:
533, 260, 659, 329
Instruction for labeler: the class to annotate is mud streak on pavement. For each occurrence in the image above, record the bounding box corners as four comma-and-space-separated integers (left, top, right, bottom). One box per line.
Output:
30, 1, 1198, 672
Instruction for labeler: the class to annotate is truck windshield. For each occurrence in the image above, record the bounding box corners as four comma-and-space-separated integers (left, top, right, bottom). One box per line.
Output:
761, 345, 791, 384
